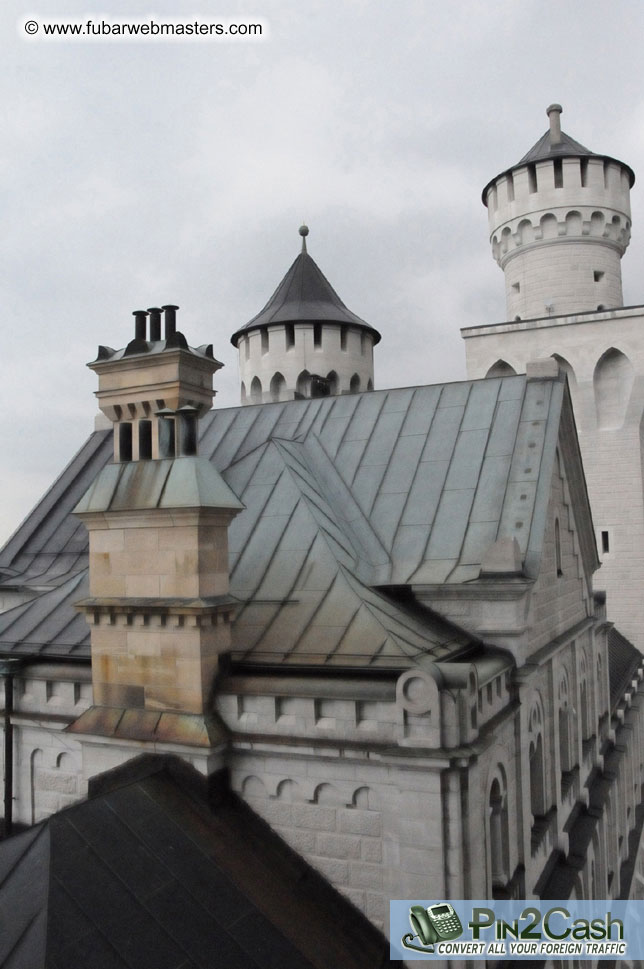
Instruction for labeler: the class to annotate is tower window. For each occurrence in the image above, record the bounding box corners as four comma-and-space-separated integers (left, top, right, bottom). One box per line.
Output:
580, 158, 588, 187
553, 158, 563, 188
285, 323, 295, 349
138, 420, 152, 460
261, 327, 269, 354
360, 331, 366, 356
244, 338, 250, 360
506, 174, 514, 202
601, 530, 610, 554
594, 270, 604, 282
528, 163, 537, 194
118, 423, 133, 462
555, 518, 563, 576
512, 282, 520, 293
340, 326, 347, 351
313, 323, 322, 349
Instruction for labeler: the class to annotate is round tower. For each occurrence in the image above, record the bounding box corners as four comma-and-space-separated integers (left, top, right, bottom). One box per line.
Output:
230, 226, 380, 404
483, 104, 634, 321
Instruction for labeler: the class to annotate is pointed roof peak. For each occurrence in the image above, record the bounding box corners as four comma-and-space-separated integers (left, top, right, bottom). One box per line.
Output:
482, 104, 635, 204
230, 230, 381, 346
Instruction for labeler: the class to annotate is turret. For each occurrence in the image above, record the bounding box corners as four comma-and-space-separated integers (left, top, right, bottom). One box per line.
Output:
483, 104, 634, 320
230, 226, 380, 404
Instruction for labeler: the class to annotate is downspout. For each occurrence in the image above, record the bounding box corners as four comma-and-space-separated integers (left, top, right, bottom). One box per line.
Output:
0, 658, 25, 837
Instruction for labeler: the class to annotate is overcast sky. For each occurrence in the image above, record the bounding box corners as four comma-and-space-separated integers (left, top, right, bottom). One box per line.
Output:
2, 0, 644, 544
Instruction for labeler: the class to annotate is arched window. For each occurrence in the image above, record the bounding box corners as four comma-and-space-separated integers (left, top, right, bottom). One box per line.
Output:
326, 371, 339, 396
489, 772, 510, 890
270, 372, 286, 402
296, 370, 311, 399
528, 701, 547, 818
240, 381, 247, 404
593, 348, 634, 430
558, 671, 573, 775
530, 735, 546, 818
486, 360, 516, 378
350, 373, 361, 393
250, 376, 262, 404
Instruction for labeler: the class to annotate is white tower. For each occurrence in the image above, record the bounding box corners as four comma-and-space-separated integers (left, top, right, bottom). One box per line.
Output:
463, 105, 644, 647
483, 104, 634, 321
231, 226, 380, 404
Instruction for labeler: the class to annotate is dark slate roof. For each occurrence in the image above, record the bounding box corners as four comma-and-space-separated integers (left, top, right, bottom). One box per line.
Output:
0, 757, 391, 969
482, 128, 635, 203
608, 626, 642, 710
0, 373, 592, 665
230, 244, 381, 346
517, 128, 593, 165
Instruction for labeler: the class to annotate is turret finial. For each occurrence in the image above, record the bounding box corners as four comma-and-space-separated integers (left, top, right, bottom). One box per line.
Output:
547, 103, 563, 146
299, 223, 309, 253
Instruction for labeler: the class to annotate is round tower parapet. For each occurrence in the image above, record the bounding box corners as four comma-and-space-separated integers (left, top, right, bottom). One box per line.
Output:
483, 105, 634, 320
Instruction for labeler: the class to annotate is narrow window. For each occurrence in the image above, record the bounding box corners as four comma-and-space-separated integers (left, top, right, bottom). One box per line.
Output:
285, 323, 295, 349
138, 420, 152, 460
158, 415, 175, 458
601, 530, 610, 554
512, 282, 520, 293
119, 423, 133, 462
244, 337, 250, 360
528, 163, 537, 193
603, 160, 610, 188
594, 270, 604, 282
360, 331, 366, 356
555, 518, 563, 576
313, 323, 322, 348
506, 174, 514, 202
261, 327, 269, 354
340, 326, 347, 351
580, 158, 588, 187
553, 158, 563, 188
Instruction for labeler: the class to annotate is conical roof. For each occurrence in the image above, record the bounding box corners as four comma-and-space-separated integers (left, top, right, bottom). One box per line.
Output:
482, 104, 634, 204
231, 227, 380, 346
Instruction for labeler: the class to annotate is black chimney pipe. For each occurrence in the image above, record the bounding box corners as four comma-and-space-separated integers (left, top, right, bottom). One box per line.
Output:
162, 304, 179, 340
147, 307, 162, 342
132, 310, 148, 341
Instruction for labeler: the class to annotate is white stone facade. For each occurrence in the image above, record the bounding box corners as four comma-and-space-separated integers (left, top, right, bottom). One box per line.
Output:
463, 307, 644, 648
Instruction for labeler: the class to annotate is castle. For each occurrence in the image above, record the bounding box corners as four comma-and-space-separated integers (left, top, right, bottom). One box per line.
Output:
0, 105, 644, 966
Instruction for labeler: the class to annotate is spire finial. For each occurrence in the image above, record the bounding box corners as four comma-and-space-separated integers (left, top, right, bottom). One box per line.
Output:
547, 103, 563, 146
299, 223, 309, 253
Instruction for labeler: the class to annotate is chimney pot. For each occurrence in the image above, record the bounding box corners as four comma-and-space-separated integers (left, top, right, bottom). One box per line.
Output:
547, 103, 563, 146
132, 310, 148, 341
147, 307, 162, 342
162, 304, 179, 340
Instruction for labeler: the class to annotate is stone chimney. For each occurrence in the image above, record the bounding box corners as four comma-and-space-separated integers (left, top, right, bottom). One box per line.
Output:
69, 306, 243, 765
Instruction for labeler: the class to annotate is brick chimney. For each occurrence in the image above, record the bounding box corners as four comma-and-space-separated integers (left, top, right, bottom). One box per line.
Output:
69, 306, 243, 758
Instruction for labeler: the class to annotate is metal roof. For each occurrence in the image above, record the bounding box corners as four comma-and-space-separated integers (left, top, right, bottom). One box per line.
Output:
0, 757, 391, 969
0, 373, 588, 665
230, 237, 380, 346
